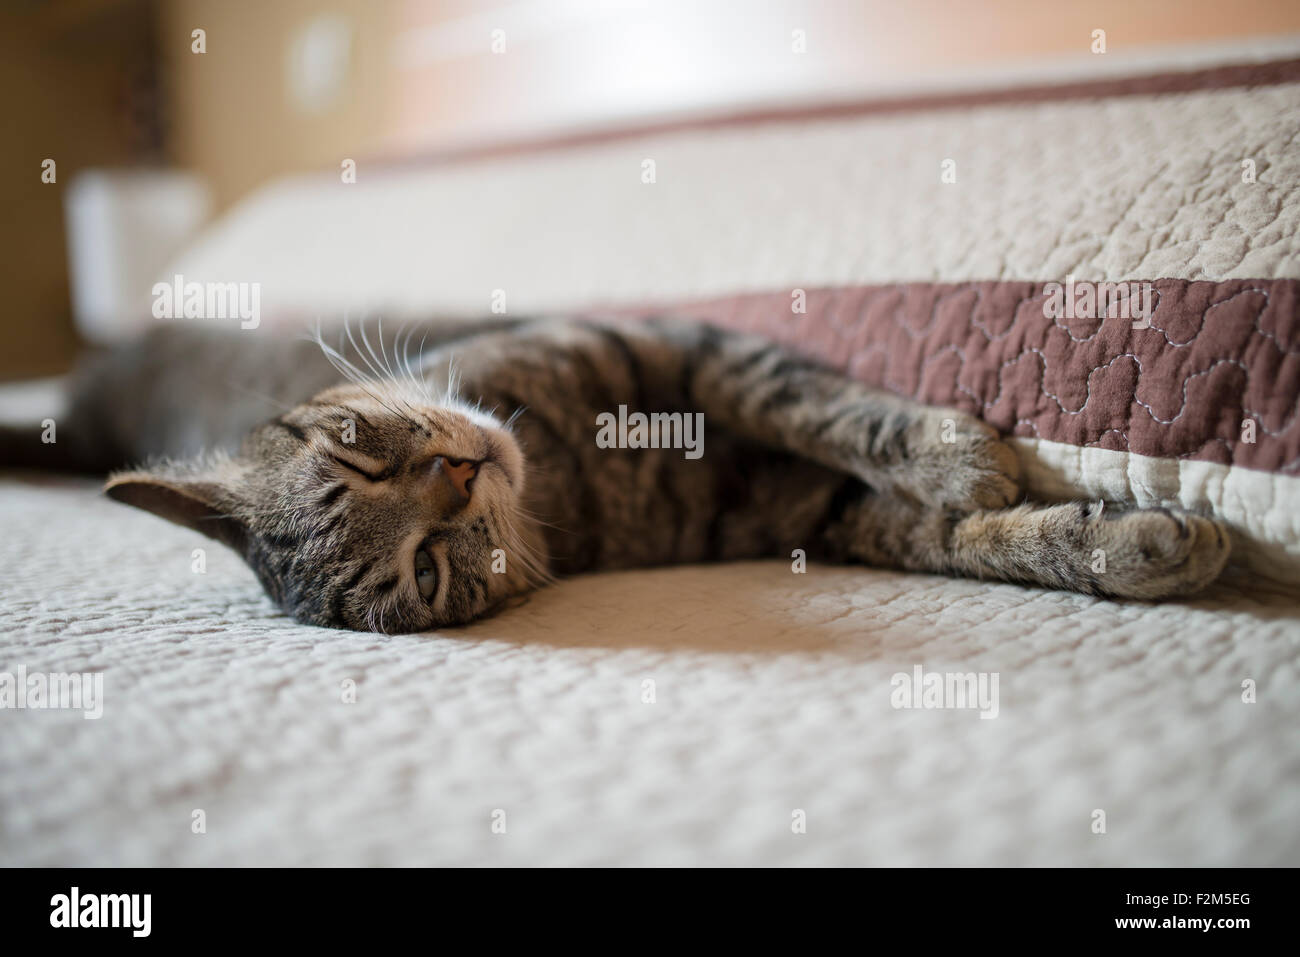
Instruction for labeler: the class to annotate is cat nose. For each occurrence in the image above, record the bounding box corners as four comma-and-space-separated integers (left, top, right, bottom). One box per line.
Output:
436, 456, 479, 501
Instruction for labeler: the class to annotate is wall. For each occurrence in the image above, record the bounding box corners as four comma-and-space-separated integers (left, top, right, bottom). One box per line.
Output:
3, 0, 1299, 379
0, 0, 156, 379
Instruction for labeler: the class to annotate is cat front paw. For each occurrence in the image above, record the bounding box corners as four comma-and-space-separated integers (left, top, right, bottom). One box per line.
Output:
902, 412, 1021, 511
1087, 506, 1231, 599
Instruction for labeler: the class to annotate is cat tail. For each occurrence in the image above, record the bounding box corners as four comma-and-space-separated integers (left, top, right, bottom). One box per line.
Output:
0, 420, 104, 473
0, 380, 116, 474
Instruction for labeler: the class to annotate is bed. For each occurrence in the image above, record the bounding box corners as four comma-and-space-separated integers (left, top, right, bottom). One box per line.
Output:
2, 48, 1298, 866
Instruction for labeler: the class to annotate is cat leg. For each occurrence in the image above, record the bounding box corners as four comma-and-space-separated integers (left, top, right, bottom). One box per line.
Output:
820, 493, 1231, 599
454, 317, 1013, 510
630, 318, 1020, 512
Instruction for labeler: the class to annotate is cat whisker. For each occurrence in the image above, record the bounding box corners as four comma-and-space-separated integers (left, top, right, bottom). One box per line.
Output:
315, 320, 432, 430
345, 316, 386, 383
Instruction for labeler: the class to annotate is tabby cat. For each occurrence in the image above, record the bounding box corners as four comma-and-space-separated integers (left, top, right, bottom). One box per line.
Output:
1, 317, 1230, 632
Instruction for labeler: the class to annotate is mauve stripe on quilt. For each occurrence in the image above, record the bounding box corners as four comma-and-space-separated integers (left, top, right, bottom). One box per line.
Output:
607, 278, 1300, 476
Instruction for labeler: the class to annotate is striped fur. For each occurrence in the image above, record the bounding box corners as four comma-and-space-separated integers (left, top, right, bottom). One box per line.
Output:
3, 317, 1231, 632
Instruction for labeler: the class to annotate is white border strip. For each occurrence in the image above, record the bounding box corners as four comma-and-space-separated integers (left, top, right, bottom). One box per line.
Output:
1013, 436, 1300, 587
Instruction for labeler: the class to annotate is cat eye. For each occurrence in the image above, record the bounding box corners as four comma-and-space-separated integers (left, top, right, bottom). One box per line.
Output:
415, 549, 438, 601
330, 454, 393, 483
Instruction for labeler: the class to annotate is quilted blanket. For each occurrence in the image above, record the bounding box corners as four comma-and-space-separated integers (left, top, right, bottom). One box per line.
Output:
3, 49, 1299, 866
2, 476, 1297, 866
644, 277, 1300, 584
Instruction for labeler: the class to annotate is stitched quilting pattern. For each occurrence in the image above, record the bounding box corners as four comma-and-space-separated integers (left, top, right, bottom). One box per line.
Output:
646, 278, 1300, 474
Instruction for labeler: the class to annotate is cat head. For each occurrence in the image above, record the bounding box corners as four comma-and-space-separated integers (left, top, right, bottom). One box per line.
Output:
105, 379, 546, 633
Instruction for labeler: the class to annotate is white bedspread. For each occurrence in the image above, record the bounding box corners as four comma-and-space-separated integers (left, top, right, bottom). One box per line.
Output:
7, 47, 1300, 866
2, 476, 1296, 865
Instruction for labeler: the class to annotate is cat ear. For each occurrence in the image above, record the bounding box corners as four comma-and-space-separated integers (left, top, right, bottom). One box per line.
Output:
104, 468, 250, 554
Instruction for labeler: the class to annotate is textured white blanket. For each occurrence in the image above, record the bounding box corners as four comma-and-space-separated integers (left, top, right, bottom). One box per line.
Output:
6, 48, 1300, 866
2, 477, 1296, 865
